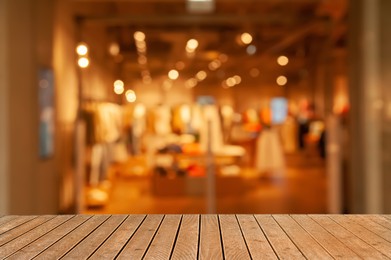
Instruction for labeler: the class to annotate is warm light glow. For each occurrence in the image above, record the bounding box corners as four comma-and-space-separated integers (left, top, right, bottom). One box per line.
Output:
250, 68, 260, 77
143, 76, 152, 84
114, 80, 124, 95
240, 32, 253, 45
186, 39, 199, 50
126, 90, 137, 103
134, 103, 146, 118
78, 57, 89, 68
277, 55, 289, 66
246, 45, 257, 55
196, 70, 207, 81
108, 42, 120, 56
277, 75, 288, 86
138, 55, 147, 65
176, 61, 185, 70
208, 60, 222, 71
185, 78, 198, 88
233, 75, 242, 84
226, 77, 236, 87
134, 31, 146, 42
168, 69, 179, 80
219, 53, 228, 62
76, 43, 88, 56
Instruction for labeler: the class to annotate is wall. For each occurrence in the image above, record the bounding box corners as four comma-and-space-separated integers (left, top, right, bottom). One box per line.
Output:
0, 0, 61, 214
0, 0, 10, 214
53, 0, 79, 213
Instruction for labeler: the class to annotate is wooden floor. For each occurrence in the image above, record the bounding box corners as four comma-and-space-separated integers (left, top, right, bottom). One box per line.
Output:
1, 215, 390, 259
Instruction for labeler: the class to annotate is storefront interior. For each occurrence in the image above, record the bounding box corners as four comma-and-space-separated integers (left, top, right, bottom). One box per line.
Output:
70, 0, 348, 214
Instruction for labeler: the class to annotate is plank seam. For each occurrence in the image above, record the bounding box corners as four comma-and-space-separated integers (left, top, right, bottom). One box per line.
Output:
348, 216, 391, 242
323, 215, 390, 258
140, 215, 166, 259
271, 215, 307, 259
87, 215, 129, 258
0, 216, 55, 247
253, 215, 280, 259
168, 215, 183, 260
31, 215, 93, 260
217, 215, 226, 260
6, 215, 78, 259
114, 214, 148, 258
57, 215, 111, 259
234, 215, 253, 260
0, 216, 39, 236
196, 214, 201, 260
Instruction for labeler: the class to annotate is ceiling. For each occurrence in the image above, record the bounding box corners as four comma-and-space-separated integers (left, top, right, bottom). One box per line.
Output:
71, 0, 348, 87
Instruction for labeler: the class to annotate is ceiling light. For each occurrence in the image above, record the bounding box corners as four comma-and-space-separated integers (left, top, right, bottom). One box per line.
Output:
143, 76, 152, 84
277, 55, 289, 66
168, 69, 179, 80
76, 43, 88, 56
108, 42, 120, 56
226, 77, 236, 87
114, 80, 125, 95
250, 68, 260, 78
233, 75, 242, 84
246, 45, 257, 55
125, 90, 137, 103
186, 39, 199, 51
138, 55, 147, 65
277, 76, 288, 86
134, 31, 146, 42
240, 33, 253, 45
208, 60, 221, 71
196, 70, 207, 81
78, 57, 89, 68
185, 78, 198, 88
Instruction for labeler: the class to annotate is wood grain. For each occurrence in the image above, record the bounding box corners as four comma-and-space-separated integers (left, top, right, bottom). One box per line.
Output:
171, 215, 199, 260
292, 215, 361, 259
199, 215, 223, 260
36, 215, 110, 259
0, 216, 36, 235
255, 215, 305, 259
236, 214, 277, 259
7, 215, 91, 260
219, 214, 251, 260
273, 215, 333, 259
62, 215, 127, 259
116, 214, 164, 259
89, 215, 146, 259
310, 215, 387, 259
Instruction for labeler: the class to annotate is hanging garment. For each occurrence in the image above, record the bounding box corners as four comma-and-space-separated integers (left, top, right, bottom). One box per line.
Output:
255, 127, 285, 175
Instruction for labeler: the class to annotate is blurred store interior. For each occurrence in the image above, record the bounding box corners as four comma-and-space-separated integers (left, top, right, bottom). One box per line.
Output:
0, 0, 390, 215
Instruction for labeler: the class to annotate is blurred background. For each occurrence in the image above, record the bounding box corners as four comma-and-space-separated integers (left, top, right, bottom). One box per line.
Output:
0, 0, 390, 215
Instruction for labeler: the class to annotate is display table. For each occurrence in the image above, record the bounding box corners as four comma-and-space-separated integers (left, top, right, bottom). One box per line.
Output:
0, 215, 390, 259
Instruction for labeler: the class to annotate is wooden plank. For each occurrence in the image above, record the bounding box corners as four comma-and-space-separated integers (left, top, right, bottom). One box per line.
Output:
36, 215, 110, 259
0, 216, 37, 235
116, 214, 164, 259
349, 215, 391, 242
0, 215, 54, 247
143, 214, 182, 259
310, 215, 388, 259
364, 215, 391, 230
6, 215, 91, 260
219, 214, 251, 260
89, 215, 146, 259
236, 215, 277, 260
0, 215, 72, 258
273, 215, 333, 259
62, 215, 127, 259
330, 215, 391, 258
199, 215, 223, 260
292, 215, 361, 259
171, 215, 199, 260
255, 215, 305, 259
0, 216, 20, 229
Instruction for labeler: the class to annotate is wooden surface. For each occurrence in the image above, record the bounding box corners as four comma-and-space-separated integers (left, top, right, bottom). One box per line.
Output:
0, 215, 390, 259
